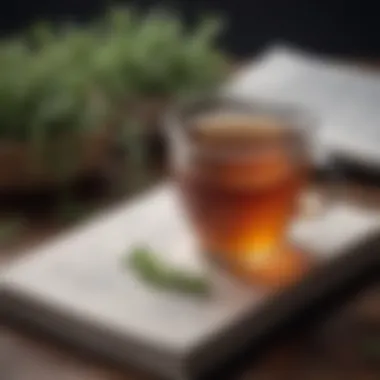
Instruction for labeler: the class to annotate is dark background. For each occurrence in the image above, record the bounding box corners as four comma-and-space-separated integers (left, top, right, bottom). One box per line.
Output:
1, 0, 379, 58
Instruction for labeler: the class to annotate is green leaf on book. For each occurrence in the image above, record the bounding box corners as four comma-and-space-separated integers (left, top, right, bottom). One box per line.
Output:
126, 246, 210, 296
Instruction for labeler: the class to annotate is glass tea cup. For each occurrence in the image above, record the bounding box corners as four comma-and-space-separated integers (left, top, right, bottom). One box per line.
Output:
165, 96, 319, 287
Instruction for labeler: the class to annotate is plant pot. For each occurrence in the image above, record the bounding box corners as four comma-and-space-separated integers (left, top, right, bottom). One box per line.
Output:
0, 127, 112, 190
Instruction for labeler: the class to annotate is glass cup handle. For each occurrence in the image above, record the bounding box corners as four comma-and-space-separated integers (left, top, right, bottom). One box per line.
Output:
299, 156, 344, 219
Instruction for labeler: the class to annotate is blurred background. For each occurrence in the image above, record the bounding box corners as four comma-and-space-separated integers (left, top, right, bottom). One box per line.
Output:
2, 0, 380, 58
0, 1, 379, 380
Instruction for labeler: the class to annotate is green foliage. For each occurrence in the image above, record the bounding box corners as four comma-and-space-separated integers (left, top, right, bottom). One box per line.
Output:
95, 7, 227, 98
0, 29, 110, 143
0, 39, 34, 140
0, 7, 227, 179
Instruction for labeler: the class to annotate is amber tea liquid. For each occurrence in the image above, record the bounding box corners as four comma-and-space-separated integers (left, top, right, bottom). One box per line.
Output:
179, 114, 310, 286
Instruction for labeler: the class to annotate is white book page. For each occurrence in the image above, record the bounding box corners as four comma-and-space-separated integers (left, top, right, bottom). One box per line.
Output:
225, 45, 380, 166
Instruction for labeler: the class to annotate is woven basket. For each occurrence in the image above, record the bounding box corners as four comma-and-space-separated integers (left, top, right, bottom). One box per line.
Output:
0, 128, 112, 190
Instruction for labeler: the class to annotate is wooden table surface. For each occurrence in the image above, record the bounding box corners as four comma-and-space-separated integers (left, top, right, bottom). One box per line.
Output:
0, 172, 379, 380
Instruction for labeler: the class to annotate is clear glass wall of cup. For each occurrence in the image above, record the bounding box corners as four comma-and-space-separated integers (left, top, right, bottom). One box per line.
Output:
166, 97, 317, 288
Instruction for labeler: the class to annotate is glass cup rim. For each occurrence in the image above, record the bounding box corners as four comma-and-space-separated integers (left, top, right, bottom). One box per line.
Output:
165, 94, 319, 137
164, 94, 319, 162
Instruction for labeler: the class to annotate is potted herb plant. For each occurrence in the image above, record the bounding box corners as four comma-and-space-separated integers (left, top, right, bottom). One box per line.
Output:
0, 7, 227, 190
0, 32, 113, 189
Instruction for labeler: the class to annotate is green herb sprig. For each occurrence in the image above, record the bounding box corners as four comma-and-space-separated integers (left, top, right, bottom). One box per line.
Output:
127, 246, 211, 296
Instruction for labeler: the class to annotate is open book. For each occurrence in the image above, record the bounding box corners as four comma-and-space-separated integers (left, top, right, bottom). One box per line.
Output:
226, 45, 380, 169
1, 184, 380, 380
